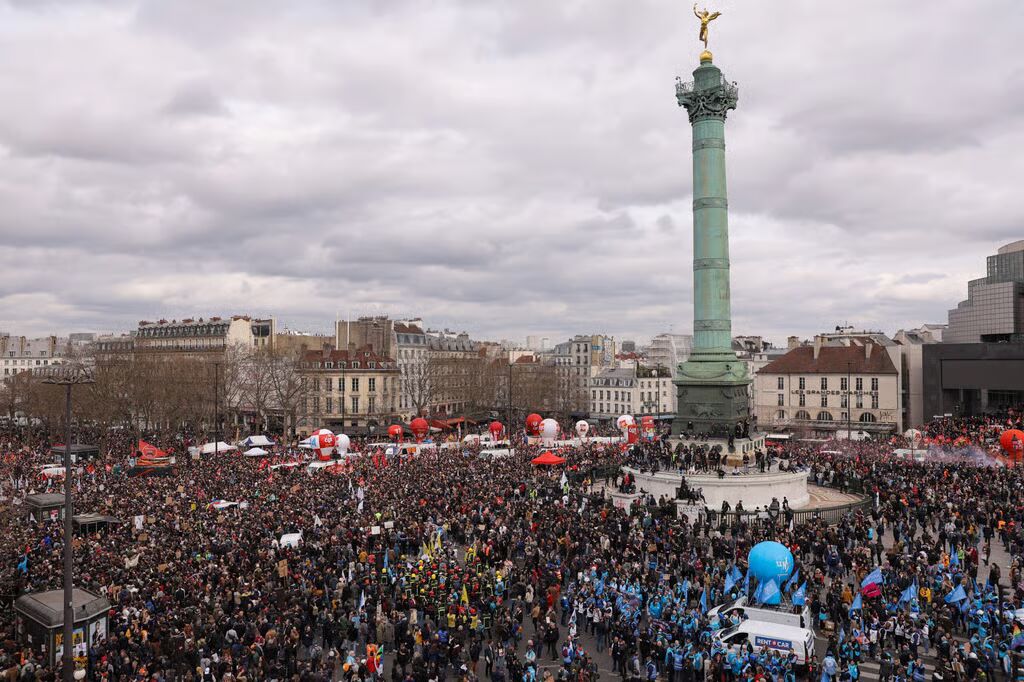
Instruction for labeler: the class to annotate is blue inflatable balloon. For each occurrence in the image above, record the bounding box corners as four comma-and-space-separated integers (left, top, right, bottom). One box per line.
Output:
747, 541, 794, 606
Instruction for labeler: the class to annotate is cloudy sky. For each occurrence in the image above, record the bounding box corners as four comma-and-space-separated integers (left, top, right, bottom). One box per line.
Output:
1, 0, 1021, 346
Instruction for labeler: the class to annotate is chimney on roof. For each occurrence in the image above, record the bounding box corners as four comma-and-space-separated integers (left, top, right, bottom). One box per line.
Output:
813, 335, 822, 361
787, 335, 800, 350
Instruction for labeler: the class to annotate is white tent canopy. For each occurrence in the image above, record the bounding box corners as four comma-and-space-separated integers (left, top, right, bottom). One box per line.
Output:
240, 435, 275, 447
243, 447, 269, 457
200, 441, 237, 455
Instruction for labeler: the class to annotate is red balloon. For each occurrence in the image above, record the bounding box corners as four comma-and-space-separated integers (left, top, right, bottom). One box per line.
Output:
1000, 429, 1024, 457
489, 421, 504, 439
410, 417, 429, 442
525, 414, 543, 437
388, 424, 403, 442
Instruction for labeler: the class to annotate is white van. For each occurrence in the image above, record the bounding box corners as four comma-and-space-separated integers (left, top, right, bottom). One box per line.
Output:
713, 622, 815, 666
708, 596, 813, 629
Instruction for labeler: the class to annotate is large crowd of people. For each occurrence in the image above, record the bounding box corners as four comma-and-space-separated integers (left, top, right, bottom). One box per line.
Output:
0, 407, 1022, 681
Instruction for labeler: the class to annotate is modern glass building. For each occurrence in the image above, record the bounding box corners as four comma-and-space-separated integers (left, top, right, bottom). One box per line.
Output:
946, 240, 1024, 343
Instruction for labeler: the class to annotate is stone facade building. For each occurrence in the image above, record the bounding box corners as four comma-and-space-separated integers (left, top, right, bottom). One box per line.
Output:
754, 339, 901, 437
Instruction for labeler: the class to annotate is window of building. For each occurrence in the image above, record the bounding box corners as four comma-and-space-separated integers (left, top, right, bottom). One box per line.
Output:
821, 377, 828, 390
840, 377, 848, 391
795, 410, 811, 420
351, 378, 359, 392
856, 394, 864, 409
777, 393, 784, 406
369, 378, 376, 392
351, 396, 360, 413
816, 411, 833, 421
325, 378, 332, 391
859, 412, 877, 423
312, 397, 320, 413
855, 377, 863, 391
798, 394, 806, 407
798, 377, 805, 390
841, 394, 848, 408
326, 397, 333, 413
368, 397, 375, 413
777, 377, 784, 390
821, 394, 828, 407
871, 377, 879, 391
871, 394, 879, 409
776, 410, 786, 420
312, 378, 320, 391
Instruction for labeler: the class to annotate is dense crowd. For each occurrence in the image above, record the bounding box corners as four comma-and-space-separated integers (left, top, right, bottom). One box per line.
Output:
0, 409, 1022, 681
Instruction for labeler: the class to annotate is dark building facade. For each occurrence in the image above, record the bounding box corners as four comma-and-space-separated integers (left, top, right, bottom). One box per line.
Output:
922, 342, 1024, 418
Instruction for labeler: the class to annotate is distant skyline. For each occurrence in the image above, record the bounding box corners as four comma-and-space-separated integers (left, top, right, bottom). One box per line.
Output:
1, 1, 1021, 342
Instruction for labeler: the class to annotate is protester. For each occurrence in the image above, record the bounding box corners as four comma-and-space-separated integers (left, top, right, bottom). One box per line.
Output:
0, 407, 1022, 680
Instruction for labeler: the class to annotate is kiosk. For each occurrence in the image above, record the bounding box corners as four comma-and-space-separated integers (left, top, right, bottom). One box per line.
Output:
13, 589, 110, 666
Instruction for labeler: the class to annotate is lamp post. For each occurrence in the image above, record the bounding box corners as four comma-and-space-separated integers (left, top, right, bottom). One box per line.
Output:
507, 362, 514, 432
213, 362, 220, 457
846, 362, 852, 442
39, 364, 95, 682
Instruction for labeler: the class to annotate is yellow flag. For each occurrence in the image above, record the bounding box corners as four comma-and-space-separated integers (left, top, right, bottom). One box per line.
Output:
434, 530, 442, 552
461, 585, 469, 605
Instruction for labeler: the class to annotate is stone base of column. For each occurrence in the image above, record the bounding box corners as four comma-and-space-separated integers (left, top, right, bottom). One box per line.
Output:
671, 376, 752, 437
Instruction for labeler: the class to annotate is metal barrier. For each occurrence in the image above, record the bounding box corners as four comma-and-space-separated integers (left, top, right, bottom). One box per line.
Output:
705, 496, 872, 528
569, 465, 873, 528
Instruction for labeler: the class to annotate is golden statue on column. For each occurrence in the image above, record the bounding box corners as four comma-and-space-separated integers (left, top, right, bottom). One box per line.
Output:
693, 4, 722, 50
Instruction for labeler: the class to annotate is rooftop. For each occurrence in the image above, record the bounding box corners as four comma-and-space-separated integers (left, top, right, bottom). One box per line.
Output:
760, 342, 898, 375
14, 589, 110, 628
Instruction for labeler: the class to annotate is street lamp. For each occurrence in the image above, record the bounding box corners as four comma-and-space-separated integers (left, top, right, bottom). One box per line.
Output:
39, 363, 95, 682
846, 361, 852, 442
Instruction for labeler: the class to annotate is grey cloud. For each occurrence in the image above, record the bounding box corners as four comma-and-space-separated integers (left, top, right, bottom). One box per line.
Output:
0, 0, 1021, 346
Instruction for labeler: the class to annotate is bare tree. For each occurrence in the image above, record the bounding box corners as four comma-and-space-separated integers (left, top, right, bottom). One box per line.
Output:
268, 349, 308, 439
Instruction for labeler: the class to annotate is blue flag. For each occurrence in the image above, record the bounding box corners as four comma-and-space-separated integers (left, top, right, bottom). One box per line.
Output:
699, 588, 708, 614
849, 592, 862, 617
785, 569, 800, 592
724, 569, 737, 594
730, 564, 743, 584
758, 579, 779, 605
899, 580, 918, 605
792, 582, 807, 606
945, 585, 967, 604
949, 550, 959, 567
860, 567, 883, 588
16, 555, 28, 574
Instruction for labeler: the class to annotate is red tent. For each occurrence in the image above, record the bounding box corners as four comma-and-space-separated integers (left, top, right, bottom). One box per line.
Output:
531, 451, 566, 466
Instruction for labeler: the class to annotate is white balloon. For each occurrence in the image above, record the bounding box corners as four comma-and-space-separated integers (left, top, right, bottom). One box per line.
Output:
575, 420, 590, 438
616, 415, 635, 433
336, 433, 351, 455
540, 418, 560, 443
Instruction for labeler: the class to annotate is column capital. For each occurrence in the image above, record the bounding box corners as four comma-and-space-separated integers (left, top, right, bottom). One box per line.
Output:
676, 70, 738, 123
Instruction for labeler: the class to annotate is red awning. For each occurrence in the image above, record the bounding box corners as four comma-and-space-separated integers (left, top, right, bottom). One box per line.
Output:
531, 451, 566, 466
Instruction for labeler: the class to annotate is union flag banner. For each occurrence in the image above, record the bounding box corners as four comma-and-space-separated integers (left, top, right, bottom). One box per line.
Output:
138, 441, 167, 459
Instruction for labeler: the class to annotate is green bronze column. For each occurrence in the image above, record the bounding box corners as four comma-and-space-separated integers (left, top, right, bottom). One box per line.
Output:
672, 50, 752, 437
